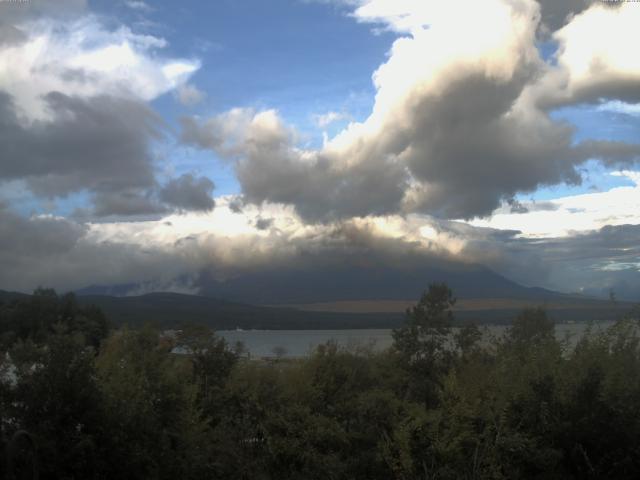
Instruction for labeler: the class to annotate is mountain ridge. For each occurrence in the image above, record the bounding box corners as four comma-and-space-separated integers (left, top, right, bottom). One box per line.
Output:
77, 263, 572, 305
2, 288, 632, 330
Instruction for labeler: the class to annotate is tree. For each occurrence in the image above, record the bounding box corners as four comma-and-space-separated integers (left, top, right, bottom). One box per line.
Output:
454, 322, 482, 357
96, 326, 209, 479
0, 290, 109, 350
392, 283, 456, 406
506, 307, 555, 348
3, 333, 107, 479
177, 324, 239, 424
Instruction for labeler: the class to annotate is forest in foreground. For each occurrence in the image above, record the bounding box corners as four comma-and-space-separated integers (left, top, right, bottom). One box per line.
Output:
1, 286, 640, 479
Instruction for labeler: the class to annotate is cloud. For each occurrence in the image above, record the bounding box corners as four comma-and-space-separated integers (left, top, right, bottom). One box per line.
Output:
316, 1, 606, 36
1, 0, 638, 300
0, 207, 86, 259
182, 108, 409, 221
0, 24, 27, 46
348, 0, 595, 35
0, 195, 637, 300
254, 217, 274, 230
350, 0, 434, 34
0, 14, 199, 120
0, 0, 87, 23
598, 101, 640, 117
175, 83, 206, 106
313, 110, 347, 128
470, 170, 640, 237
159, 174, 216, 212
180, 108, 258, 156
536, 0, 595, 33
531, 3, 640, 109
0, 207, 181, 293
0, 92, 166, 216
0, 193, 530, 293
0, 9, 208, 217
0, 198, 460, 292
124, 1, 153, 12
182, 0, 640, 222
518, 223, 640, 299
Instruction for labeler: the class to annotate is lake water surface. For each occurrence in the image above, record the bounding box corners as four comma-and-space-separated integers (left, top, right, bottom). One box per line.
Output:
218, 322, 616, 358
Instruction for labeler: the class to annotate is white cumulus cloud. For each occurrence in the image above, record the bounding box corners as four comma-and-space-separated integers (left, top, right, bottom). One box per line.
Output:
0, 16, 200, 120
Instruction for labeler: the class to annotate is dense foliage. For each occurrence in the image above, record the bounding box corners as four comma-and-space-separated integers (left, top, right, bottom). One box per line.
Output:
1, 286, 640, 479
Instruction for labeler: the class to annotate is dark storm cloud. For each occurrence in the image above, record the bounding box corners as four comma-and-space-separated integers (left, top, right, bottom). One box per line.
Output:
254, 217, 274, 230
159, 174, 216, 212
0, 207, 168, 292
181, 110, 408, 222
536, 0, 623, 34
400, 73, 640, 218
577, 141, 640, 168
536, 0, 592, 32
508, 198, 529, 214
181, 74, 640, 222
0, 205, 86, 258
234, 147, 407, 223
0, 91, 166, 217
228, 198, 245, 213
395, 72, 579, 219
560, 82, 640, 113
180, 116, 225, 152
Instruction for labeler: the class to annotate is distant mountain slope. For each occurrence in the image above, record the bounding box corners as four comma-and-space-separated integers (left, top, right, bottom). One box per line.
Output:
76, 292, 402, 330
76, 260, 579, 305
194, 264, 566, 305
67, 259, 635, 328
3, 289, 633, 329
0, 289, 30, 303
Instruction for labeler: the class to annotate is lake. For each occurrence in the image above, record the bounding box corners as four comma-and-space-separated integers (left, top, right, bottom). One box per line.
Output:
217, 322, 616, 358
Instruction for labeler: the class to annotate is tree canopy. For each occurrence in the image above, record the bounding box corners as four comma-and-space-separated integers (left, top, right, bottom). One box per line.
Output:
1, 286, 640, 479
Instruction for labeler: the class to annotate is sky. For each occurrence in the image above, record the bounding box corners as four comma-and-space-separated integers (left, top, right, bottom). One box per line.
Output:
0, 0, 639, 299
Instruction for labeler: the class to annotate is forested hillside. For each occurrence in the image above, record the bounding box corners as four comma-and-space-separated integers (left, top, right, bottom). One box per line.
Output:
1, 287, 640, 479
